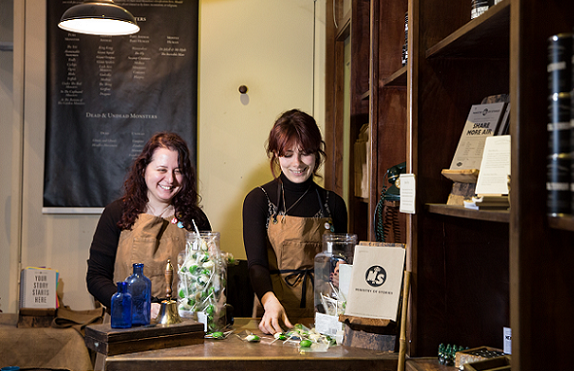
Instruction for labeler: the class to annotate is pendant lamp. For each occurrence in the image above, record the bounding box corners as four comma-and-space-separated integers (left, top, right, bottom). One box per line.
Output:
58, 0, 140, 36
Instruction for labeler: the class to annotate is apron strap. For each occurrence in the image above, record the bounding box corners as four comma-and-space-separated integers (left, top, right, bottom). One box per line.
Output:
271, 181, 282, 223
316, 188, 327, 217
270, 268, 314, 308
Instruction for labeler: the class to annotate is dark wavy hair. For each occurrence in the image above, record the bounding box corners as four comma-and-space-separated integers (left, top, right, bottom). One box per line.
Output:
118, 132, 203, 230
266, 109, 326, 179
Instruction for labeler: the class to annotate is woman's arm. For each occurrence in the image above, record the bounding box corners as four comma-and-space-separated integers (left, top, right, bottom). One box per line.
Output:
242, 187, 275, 300
86, 200, 123, 308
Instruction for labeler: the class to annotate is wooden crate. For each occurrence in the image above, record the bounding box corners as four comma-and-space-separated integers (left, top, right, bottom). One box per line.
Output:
17, 308, 56, 328
85, 318, 204, 356
339, 314, 398, 352
463, 356, 511, 371
455, 346, 505, 369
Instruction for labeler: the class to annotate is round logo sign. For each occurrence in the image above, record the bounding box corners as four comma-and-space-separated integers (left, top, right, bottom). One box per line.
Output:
365, 265, 387, 287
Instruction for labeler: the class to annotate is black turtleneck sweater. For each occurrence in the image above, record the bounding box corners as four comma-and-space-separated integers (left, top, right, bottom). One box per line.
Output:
242, 173, 348, 301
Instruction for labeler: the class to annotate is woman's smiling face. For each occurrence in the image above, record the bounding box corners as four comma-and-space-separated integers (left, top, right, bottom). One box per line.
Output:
144, 147, 183, 206
277, 143, 316, 183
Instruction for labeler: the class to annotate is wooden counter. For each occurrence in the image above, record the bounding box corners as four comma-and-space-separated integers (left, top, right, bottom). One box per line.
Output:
105, 318, 398, 371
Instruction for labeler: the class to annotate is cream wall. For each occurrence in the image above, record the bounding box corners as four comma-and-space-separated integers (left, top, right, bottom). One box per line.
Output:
198, 0, 326, 259
0, 0, 326, 313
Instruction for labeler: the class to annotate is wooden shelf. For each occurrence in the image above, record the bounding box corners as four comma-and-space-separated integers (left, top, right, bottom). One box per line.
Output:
327, 0, 574, 369
426, 0, 510, 59
381, 65, 407, 87
427, 204, 510, 223
336, 10, 351, 41
356, 196, 369, 204
548, 215, 574, 231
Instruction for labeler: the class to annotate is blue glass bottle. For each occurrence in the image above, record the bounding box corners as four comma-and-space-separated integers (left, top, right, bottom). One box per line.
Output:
126, 263, 151, 326
111, 281, 132, 328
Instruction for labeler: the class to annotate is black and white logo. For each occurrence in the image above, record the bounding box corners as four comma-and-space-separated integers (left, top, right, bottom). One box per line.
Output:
365, 265, 387, 287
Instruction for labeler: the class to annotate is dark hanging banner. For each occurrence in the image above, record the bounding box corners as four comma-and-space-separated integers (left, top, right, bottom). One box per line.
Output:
44, 0, 198, 211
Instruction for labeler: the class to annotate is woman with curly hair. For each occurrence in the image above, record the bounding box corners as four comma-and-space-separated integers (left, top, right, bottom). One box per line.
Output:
87, 132, 211, 316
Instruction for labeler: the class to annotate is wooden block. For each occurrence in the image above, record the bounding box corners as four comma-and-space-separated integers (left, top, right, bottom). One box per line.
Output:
342, 324, 396, 352
339, 314, 391, 327
85, 318, 204, 356
339, 314, 398, 352
447, 182, 477, 206
17, 315, 55, 328
19, 308, 56, 316
17, 309, 56, 328
441, 169, 479, 183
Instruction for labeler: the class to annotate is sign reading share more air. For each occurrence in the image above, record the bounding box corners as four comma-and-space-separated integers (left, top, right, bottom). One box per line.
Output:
344, 244, 406, 321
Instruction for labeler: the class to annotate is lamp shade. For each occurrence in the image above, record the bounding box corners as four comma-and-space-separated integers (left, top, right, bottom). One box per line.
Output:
58, 0, 139, 36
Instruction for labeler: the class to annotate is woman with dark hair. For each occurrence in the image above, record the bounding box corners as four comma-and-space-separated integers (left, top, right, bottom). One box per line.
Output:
87, 132, 211, 315
242, 109, 348, 334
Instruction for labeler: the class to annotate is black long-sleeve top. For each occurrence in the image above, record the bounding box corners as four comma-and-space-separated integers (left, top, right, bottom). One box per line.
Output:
242, 173, 348, 302
86, 199, 211, 308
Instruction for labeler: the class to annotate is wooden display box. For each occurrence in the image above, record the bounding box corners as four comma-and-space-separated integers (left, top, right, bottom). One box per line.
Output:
85, 318, 204, 356
455, 346, 505, 369
17, 308, 56, 328
339, 314, 398, 352
463, 355, 511, 371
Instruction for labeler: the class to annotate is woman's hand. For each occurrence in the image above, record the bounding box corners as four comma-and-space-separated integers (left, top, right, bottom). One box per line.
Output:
258, 292, 293, 334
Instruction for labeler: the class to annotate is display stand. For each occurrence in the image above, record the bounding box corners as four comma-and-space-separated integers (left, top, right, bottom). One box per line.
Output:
441, 169, 479, 206
17, 308, 56, 328
85, 318, 204, 356
338, 270, 411, 361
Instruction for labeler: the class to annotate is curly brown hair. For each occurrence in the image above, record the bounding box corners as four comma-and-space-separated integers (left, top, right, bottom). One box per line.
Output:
118, 132, 203, 230
266, 109, 326, 179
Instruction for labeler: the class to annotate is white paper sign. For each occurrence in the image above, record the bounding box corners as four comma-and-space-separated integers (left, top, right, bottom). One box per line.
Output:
344, 245, 406, 321
475, 135, 511, 195
399, 173, 416, 214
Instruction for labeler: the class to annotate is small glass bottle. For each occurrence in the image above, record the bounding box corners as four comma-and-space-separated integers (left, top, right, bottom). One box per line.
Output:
126, 263, 152, 326
314, 233, 357, 316
111, 281, 132, 328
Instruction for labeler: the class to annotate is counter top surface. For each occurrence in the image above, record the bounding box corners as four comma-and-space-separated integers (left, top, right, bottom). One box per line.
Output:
105, 318, 398, 371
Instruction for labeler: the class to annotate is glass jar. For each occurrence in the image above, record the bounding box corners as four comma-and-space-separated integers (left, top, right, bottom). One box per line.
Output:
314, 233, 357, 316
125, 263, 151, 326
111, 281, 132, 328
177, 231, 227, 333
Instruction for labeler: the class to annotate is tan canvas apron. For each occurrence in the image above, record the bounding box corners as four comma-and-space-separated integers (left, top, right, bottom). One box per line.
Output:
253, 186, 333, 321
95, 214, 186, 371
113, 213, 186, 299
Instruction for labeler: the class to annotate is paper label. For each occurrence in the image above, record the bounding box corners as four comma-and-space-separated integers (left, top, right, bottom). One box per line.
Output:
315, 312, 343, 336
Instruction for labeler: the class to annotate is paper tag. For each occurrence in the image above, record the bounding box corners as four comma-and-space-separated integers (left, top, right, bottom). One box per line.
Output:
503, 327, 512, 354
197, 311, 208, 332
315, 312, 343, 336
399, 174, 416, 214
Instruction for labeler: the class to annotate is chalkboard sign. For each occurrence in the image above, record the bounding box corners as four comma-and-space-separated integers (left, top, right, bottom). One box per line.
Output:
44, 0, 199, 212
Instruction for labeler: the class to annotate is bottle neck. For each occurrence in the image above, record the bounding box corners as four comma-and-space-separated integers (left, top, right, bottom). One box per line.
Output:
117, 282, 129, 293
133, 264, 144, 275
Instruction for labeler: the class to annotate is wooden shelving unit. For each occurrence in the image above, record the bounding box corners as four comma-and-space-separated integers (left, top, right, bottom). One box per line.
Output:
427, 204, 510, 223
326, 0, 574, 370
